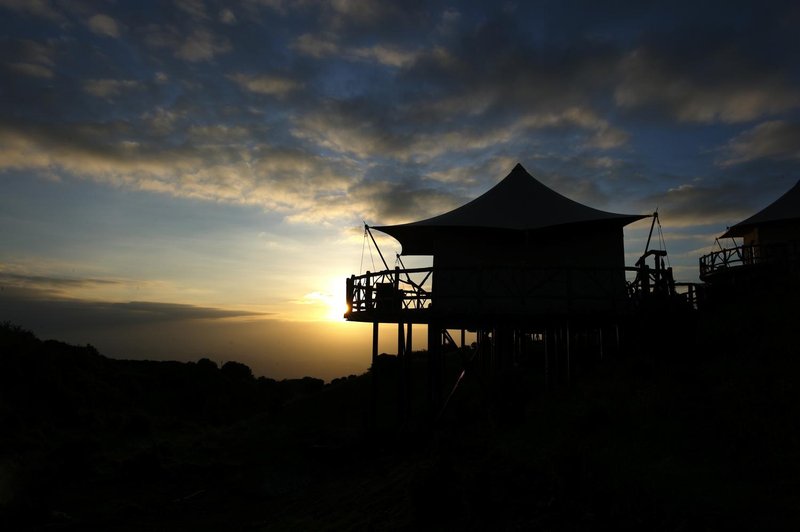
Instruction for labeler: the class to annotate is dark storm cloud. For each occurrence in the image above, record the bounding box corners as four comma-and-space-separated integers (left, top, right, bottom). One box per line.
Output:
636, 182, 756, 227
352, 166, 468, 224
0, 286, 265, 330
721, 121, 800, 166
0, 272, 121, 289
615, 47, 800, 124
634, 162, 800, 228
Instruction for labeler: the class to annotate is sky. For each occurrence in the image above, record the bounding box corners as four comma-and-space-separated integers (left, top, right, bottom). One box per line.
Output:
1, 0, 799, 380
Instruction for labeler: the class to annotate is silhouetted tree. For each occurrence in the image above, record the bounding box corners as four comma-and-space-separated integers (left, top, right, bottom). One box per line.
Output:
221, 360, 253, 381
196, 357, 218, 371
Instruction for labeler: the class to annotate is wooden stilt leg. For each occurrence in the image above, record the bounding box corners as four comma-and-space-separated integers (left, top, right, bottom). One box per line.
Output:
371, 321, 379, 427
565, 324, 572, 385
428, 322, 443, 417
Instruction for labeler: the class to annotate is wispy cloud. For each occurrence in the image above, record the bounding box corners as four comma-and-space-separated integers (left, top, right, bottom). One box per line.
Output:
1, 1, 799, 248
176, 27, 232, 61
292, 34, 419, 67
292, 105, 627, 165
720, 120, 800, 166
7, 61, 53, 78
219, 7, 236, 24
175, 0, 209, 20
0, 0, 63, 21
0, 286, 266, 328
142, 24, 232, 62
83, 79, 142, 99
615, 48, 800, 124
228, 73, 303, 97
2, 38, 55, 78
0, 271, 123, 289
634, 182, 762, 228
87, 14, 121, 38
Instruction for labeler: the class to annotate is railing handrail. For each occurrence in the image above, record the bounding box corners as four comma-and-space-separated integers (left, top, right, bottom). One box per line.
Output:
699, 241, 800, 278
346, 262, 701, 317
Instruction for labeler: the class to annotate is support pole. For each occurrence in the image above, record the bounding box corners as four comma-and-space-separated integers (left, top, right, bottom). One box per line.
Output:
599, 326, 604, 362
544, 327, 549, 389
372, 322, 379, 367
566, 322, 571, 386
553, 327, 560, 386
397, 322, 405, 357
397, 322, 407, 425
371, 321, 379, 427
428, 322, 443, 417
404, 323, 412, 423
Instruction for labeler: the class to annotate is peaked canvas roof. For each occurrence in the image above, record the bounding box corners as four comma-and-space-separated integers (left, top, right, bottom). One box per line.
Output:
722, 179, 800, 238
375, 163, 647, 254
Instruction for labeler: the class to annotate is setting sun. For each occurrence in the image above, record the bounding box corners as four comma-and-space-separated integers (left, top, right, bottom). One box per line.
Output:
296, 277, 350, 322
325, 277, 349, 322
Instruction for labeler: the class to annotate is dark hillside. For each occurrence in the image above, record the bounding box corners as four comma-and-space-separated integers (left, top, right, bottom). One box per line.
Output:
2, 320, 800, 530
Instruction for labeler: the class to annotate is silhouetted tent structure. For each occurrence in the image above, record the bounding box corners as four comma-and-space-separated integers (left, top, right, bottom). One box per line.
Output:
375, 163, 644, 256
373, 163, 646, 317
720, 180, 800, 245
345, 163, 693, 421
700, 179, 800, 285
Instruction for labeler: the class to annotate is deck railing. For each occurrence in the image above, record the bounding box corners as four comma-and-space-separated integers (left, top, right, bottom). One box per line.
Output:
699, 242, 800, 279
345, 263, 700, 320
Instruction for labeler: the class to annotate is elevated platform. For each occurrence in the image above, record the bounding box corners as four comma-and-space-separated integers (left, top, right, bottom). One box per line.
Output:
345, 264, 700, 328
699, 242, 800, 284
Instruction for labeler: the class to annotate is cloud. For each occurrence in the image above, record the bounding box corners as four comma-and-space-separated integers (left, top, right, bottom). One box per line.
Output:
140, 106, 184, 135
175, 0, 209, 20
292, 33, 339, 58
219, 7, 236, 24
720, 120, 800, 166
292, 34, 418, 67
87, 14, 121, 38
228, 73, 303, 97
83, 79, 142, 99
0, 0, 797, 244
319, 0, 421, 32
348, 44, 418, 68
175, 27, 232, 61
346, 176, 467, 225
0, 271, 122, 290
615, 48, 800, 124
187, 123, 251, 143
517, 108, 629, 149
143, 24, 232, 62
291, 104, 627, 165
0, 0, 62, 21
634, 181, 762, 228
0, 119, 365, 224
0, 286, 266, 329
6, 62, 53, 78
2, 38, 55, 78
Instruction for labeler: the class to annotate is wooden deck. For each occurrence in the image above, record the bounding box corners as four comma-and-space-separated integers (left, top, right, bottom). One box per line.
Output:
699, 242, 800, 281
345, 264, 700, 326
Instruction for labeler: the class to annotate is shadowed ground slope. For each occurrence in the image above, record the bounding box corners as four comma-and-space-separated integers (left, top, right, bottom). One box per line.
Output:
1, 315, 799, 530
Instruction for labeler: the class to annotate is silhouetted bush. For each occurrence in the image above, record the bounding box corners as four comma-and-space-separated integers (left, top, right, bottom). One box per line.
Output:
196, 357, 219, 371
221, 360, 253, 381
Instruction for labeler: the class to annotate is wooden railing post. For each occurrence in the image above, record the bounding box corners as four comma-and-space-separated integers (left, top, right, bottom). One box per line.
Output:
365, 271, 372, 310
394, 266, 400, 310
346, 275, 354, 315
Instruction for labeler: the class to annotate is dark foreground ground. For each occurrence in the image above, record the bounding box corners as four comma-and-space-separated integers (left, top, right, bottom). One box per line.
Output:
1, 310, 800, 531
